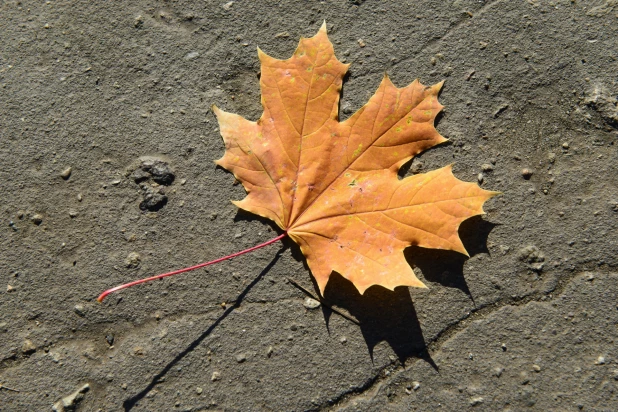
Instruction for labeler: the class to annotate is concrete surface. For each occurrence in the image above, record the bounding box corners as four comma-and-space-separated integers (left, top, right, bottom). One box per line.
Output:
1, 0, 617, 410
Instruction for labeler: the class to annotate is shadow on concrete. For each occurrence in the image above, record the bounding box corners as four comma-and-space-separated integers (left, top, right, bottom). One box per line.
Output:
319, 216, 496, 367
122, 247, 286, 411
322, 274, 437, 369
404, 216, 498, 302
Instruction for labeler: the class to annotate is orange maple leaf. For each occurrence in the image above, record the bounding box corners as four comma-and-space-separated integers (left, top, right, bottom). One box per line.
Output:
213, 23, 498, 295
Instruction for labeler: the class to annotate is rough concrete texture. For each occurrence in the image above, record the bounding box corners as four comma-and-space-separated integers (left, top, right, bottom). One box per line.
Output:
1, 0, 617, 411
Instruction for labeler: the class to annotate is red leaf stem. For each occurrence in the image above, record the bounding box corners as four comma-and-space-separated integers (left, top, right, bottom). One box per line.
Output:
97, 232, 287, 302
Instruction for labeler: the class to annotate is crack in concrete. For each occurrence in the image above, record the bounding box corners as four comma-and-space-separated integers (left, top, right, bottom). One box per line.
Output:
324, 265, 612, 410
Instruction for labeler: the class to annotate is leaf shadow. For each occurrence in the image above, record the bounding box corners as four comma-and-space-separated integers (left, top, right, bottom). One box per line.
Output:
122, 247, 286, 411
314, 216, 496, 368
405, 216, 498, 303
321, 274, 436, 369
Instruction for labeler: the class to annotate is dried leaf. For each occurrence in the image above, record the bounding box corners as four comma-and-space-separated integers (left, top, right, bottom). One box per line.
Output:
214, 23, 498, 295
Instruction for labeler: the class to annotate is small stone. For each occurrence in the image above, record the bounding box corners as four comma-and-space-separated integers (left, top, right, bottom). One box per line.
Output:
235, 353, 246, 363
196, 387, 203, 395
125, 252, 141, 269
211, 371, 221, 381
121, 383, 128, 390
303, 297, 321, 309
532, 364, 541, 372
493, 103, 509, 118
140, 188, 167, 211
548, 152, 556, 163
105, 334, 114, 346
60, 167, 72, 180
222, 1, 234, 10
266, 346, 273, 357
612, 370, 618, 380
595, 355, 606, 365
357, 39, 366, 47
340, 336, 347, 344
562, 142, 569, 149
412, 381, 420, 390
501, 343, 507, 351
521, 168, 533, 179
133, 346, 144, 356
184, 51, 199, 61
52, 384, 90, 412
0, 322, 8, 333
140, 160, 175, 185
470, 396, 484, 406
74, 305, 86, 317
69, 210, 78, 218
493, 367, 504, 377
411, 159, 423, 174
106, 374, 114, 382
7, 284, 14, 293
481, 163, 494, 172
132, 168, 150, 183
22, 339, 36, 354
134, 15, 144, 28
31, 214, 43, 225
234, 232, 243, 239
111, 179, 121, 186
77, 193, 83, 202
477, 173, 484, 183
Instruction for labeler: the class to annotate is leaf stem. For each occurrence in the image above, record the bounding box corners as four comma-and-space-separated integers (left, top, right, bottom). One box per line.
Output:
97, 232, 287, 302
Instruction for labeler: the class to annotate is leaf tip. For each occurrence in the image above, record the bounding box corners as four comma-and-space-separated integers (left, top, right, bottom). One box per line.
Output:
319, 20, 328, 33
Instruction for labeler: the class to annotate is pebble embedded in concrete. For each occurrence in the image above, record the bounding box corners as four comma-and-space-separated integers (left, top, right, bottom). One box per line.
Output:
481, 163, 494, 172
236, 353, 247, 363
60, 166, 72, 180
31, 214, 43, 225
21, 339, 36, 354
211, 371, 221, 381
522, 168, 533, 179
470, 396, 484, 406
125, 252, 141, 268
140, 159, 175, 185
52, 383, 90, 412
74, 304, 85, 317
303, 297, 321, 309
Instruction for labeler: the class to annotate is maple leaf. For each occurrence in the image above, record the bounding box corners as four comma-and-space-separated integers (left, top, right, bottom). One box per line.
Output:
213, 23, 498, 295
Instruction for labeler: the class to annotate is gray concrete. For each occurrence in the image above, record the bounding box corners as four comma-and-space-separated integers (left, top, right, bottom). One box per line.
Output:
1, 1, 617, 410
